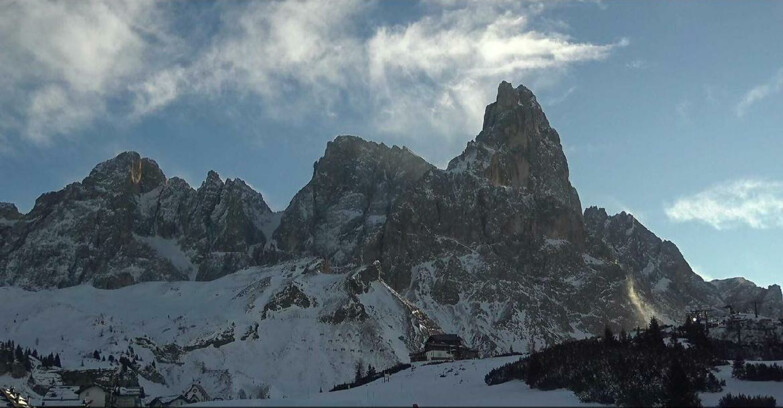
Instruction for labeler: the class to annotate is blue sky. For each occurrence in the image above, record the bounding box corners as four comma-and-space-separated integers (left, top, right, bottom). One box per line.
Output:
1, 1, 781, 287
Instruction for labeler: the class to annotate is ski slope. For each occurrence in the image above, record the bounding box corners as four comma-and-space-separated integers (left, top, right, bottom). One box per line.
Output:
191, 356, 599, 407
0, 259, 434, 400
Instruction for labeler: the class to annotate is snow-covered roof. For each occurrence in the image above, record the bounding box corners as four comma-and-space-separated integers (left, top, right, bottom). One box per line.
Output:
149, 394, 187, 405
116, 387, 141, 396
77, 385, 106, 394
43, 386, 80, 400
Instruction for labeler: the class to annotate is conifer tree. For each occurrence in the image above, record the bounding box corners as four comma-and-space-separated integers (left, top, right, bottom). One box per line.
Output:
732, 356, 746, 378
525, 354, 542, 386
604, 325, 615, 345
663, 360, 701, 407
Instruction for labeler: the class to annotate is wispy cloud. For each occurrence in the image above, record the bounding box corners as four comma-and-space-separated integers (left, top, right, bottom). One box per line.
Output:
625, 59, 646, 69
665, 179, 783, 230
0, 1, 626, 149
0, 0, 179, 144
735, 69, 783, 117
543, 86, 577, 106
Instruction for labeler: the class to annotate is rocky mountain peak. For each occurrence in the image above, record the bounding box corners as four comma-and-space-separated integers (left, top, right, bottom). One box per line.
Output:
480, 81, 546, 136
316, 135, 425, 176
766, 284, 783, 303
83, 151, 166, 194
0, 202, 22, 220
440, 81, 585, 251
584, 206, 609, 223
273, 135, 434, 266
712, 278, 783, 317
203, 170, 223, 186
447, 81, 573, 203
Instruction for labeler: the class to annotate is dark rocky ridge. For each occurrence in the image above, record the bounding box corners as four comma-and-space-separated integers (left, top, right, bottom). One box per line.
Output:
0, 152, 276, 288
711, 277, 783, 317
583, 206, 725, 321
1, 82, 780, 352
273, 135, 434, 268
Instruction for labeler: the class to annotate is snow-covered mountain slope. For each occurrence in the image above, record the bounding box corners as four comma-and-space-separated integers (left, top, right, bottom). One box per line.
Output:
192, 356, 599, 407
0, 259, 438, 399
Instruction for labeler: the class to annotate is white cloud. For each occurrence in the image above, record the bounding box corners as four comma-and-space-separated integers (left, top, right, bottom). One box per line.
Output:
364, 6, 625, 140
735, 69, 783, 117
0, 0, 177, 143
545, 86, 577, 106
665, 179, 783, 230
1, 1, 625, 147
130, 1, 625, 144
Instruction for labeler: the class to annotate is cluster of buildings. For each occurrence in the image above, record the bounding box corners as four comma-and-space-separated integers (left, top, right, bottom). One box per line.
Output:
1, 387, 32, 408
409, 334, 479, 362
4, 383, 210, 408
40, 385, 142, 407
147, 384, 209, 407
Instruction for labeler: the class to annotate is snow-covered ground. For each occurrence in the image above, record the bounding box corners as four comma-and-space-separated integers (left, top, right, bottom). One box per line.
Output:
699, 362, 783, 407
0, 259, 433, 400
190, 356, 601, 407
188, 358, 783, 407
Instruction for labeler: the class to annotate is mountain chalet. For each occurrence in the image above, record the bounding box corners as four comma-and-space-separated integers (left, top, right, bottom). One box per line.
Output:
409, 334, 479, 362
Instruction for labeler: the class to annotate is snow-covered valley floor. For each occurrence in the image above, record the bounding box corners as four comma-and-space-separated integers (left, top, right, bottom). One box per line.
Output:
191, 356, 601, 407
699, 362, 783, 407
190, 358, 783, 407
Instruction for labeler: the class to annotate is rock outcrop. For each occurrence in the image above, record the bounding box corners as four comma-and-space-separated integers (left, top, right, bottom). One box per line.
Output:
273, 135, 434, 267
711, 277, 783, 318
0, 152, 277, 288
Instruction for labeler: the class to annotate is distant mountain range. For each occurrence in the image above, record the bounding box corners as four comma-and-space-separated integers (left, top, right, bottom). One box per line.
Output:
1, 81, 780, 367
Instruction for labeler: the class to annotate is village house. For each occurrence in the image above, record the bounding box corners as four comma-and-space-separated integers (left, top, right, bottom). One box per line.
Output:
147, 395, 190, 407
41, 386, 82, 407
77, 385, 107, 408
113, 387, 143, 408
183, 384, 209, 403
409, 334, 479, 362
2, 387, 33, 408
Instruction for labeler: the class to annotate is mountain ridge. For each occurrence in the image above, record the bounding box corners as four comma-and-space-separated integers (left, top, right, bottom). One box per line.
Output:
1, 81, 780, 348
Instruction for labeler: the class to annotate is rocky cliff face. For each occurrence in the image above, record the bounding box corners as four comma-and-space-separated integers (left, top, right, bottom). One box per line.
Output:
372, 83, 643, 351
711, 277, 783, 318
0, 152, 277, 289
1, 82, 778, 356
584, 207, 724, 322
273, 136, 434, 268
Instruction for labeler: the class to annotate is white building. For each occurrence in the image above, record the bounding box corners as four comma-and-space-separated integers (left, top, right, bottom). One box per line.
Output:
183, 384, 209, 403
114, 387, 142, 408
42, 386, 82, 407
78, 385, 107, 408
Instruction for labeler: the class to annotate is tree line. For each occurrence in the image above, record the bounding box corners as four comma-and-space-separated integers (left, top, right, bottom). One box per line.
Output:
0, 339, 61, 378
732, 358, 783, 382
485, 318, 721, 407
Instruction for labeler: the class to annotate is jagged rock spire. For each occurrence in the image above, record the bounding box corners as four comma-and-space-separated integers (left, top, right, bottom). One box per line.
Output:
83, 151, 167, 194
